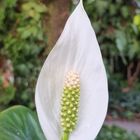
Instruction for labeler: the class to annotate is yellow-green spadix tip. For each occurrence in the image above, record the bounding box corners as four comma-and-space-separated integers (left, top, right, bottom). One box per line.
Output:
60, 71, 80, 136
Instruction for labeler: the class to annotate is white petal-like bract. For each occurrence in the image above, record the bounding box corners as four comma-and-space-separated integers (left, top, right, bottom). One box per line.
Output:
35, 1, 108, 140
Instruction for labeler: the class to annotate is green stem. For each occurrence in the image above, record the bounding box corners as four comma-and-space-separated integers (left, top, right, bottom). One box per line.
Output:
61, 132, 69, 140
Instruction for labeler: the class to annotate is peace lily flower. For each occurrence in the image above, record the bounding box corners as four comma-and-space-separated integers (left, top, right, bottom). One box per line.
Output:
35, 1, 108, 140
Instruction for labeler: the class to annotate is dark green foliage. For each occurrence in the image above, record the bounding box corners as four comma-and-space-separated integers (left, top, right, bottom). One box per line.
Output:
107, 72, 140, 119
83, 0, 140, 119
84, 0, 140, 66
96, 125, 140, 140
0, 0, 47, 109
109, 89, 140, 119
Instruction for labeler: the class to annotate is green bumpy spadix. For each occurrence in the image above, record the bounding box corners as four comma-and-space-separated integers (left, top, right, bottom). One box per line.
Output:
61, 71, 80, 140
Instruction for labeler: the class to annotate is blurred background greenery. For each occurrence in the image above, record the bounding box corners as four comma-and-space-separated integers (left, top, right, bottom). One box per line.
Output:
0, 0, 140, 139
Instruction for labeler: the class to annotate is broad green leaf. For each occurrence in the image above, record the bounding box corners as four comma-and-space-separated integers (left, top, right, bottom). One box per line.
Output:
109, 4, 118, 16
115, 30, 127, 64
0, 106, 46, 140
0, 8, 5, 19
121, 6, 129, 18
95, 0, 108, 16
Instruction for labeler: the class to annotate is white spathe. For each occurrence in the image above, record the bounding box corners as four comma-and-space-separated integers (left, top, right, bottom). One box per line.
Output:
35, 0, 108, 140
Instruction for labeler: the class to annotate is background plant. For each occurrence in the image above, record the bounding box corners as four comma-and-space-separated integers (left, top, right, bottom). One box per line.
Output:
96, 125, 140, 140
83, 0, 140, 119
0, 0, 47, 109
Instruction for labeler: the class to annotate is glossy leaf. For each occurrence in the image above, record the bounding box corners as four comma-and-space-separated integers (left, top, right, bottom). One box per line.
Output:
0, 106, 46, 140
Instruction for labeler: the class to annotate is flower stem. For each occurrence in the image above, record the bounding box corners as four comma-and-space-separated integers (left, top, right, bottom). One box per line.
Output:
61, 132, 69, 140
